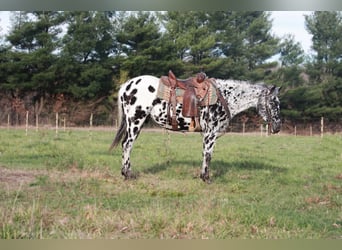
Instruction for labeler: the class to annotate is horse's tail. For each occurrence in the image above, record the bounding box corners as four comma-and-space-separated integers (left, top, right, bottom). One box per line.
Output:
109, 94, 126, 151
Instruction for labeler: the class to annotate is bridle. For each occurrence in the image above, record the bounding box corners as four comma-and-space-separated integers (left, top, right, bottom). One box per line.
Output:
257, 86, 281, 134
261, 90, 273, 134
264, 92, 272, 124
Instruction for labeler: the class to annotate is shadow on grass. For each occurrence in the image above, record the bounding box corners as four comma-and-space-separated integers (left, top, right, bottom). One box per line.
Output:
143, 158, 287, 179
210, 159, 287, 179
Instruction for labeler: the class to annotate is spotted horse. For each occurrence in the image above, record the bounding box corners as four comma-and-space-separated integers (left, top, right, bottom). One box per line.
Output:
110, 74, 281, 183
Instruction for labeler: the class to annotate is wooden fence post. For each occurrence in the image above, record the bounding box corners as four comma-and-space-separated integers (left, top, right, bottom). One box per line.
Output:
7, 113, 10, 130
55, 112, 58, 137
25, 111, 29, 136
89, 113, 93, 139
321, 117, 324, 138
63, 117, 66, 132
36, 113, 39, 132
90, 113, 93, 128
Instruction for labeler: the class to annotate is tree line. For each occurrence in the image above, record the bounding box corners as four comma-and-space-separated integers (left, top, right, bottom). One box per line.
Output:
0, 11, 342, 126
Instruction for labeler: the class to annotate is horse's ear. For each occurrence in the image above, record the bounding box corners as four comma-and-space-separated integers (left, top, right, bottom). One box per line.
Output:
274, 86, 281, 95
269, 85, 281, 95
268, 85, 276, 93
277, 86, 282, 94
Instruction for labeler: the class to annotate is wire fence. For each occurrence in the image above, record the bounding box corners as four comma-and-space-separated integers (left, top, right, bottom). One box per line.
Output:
1, 110, 341, 137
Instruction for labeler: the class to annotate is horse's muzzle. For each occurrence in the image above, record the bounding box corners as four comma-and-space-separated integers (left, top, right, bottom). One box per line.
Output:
271, 121, 281, 134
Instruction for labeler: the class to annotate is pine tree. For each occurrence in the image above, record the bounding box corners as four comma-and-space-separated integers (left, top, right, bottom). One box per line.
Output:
305, 11, 342, 81
277, 34, 305, 88
207, 11, 279, 80
3, 11, 65, 93
163, 11, 218, 76
115, 11, 167, 77
60, 11, 116, 99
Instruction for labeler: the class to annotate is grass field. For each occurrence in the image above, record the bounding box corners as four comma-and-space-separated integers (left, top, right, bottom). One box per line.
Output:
0, 128, 341, 239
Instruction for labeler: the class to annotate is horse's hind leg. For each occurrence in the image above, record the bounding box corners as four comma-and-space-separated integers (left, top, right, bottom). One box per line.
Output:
121, 110, 148, 179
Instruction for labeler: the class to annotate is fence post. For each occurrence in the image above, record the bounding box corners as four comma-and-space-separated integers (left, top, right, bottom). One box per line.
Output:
89, 113, 93, 139
90, 113, 93, 128
321, 117, 324, 138
25, 111, 29, 136
7, 113, 10, 130
36, 113, 39, 132
55, 112, 58, 137
63, 117, 66, 132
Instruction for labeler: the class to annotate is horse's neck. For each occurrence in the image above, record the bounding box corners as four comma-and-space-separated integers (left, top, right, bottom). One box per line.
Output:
219, 80, 262, 118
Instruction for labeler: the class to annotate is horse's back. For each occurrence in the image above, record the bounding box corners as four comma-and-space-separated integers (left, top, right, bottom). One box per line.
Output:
120, 75, 159, 92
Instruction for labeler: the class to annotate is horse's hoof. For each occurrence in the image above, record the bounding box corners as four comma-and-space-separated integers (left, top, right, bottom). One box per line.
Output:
200, 173, 211, 184
122, 170, 138, 180
122, 170, 132, 179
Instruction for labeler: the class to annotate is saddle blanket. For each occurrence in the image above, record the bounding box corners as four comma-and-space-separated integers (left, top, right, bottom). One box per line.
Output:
157, 79, 218, 106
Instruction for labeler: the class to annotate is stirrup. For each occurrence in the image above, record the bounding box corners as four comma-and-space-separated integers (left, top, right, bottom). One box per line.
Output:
189, 119, 196, 132
194, 117, 202, 132
189, 117, 201, 132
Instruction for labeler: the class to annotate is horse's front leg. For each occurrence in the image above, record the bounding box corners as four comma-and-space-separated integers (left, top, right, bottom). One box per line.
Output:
199, 104, 228, 183
200, 129, 218, 183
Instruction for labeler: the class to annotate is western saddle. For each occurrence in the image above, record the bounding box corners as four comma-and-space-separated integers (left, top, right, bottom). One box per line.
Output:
160, 70, 213, 132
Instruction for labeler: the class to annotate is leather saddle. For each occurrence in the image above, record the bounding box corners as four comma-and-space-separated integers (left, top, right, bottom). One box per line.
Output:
160, 70, 210, 131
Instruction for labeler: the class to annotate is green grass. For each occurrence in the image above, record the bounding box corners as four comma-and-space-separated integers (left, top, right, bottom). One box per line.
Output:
0, 128, 341, 239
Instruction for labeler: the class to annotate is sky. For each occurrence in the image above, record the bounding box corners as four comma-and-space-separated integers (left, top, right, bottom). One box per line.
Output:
0, 11, 313, 55
269, 11, 313, 54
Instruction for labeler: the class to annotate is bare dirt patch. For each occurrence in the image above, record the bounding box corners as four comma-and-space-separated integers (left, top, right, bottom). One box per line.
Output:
0, 166, 118, 191
0, 166, 45, 190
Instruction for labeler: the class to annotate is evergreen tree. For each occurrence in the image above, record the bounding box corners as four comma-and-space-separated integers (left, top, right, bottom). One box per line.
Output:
279, 34, 304, 67
60, 11, 116, 99
2, 11, 65, 93
116, 12, 168, 77
305, 11, 342, 81
242, 12, 279, 70
162, 11, 279, 79
277, 34, 305, 88
163, 11, 220, 76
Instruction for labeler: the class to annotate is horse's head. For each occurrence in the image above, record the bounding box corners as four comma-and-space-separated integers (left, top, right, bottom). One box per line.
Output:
257, 85, 281, 134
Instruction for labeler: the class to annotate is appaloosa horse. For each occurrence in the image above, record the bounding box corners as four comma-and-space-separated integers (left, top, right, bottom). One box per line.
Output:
110, 75, 281, 182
